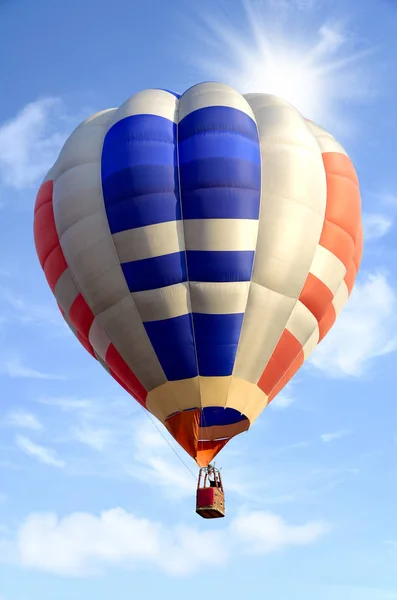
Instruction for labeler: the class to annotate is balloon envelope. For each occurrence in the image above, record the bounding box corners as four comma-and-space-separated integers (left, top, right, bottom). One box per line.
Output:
33, 83, 363, 467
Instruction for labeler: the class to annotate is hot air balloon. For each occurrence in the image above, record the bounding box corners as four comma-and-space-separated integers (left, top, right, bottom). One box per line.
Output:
33, 83, 363, 519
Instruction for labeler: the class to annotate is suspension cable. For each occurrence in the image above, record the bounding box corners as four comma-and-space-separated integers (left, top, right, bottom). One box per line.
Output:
140, 406, 197, 480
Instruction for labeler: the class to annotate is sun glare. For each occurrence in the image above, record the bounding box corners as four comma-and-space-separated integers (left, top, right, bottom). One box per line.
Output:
190, 1, 374, 135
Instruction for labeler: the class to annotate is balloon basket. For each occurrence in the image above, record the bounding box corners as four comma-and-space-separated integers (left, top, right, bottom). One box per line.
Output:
196, 465, 225, 519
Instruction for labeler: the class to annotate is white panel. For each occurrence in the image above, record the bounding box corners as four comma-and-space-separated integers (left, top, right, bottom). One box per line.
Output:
132, 283, 190, 322
286, 300, 319, 347
59, 210, 128, 315
53, 112, 166, 391
332, 280, 349, 316
178, 82, 256, 122
235, 94, 327, 382
190, 282, 250, 314
233, 283, 296, 382
88, 319, 111, 361
53, 163, 103, 237
303, 326, 320, 359
307, 120, 349, 156
113, 221, 185, 264
245, 93, 327, 298
109, 89, 178, 126
53, 268, 79, 315
51, 109, 116, 181
310, 244, 347, 295
183, 219, 258, 252
97, 295, 166, 390
95, 353, 111, 374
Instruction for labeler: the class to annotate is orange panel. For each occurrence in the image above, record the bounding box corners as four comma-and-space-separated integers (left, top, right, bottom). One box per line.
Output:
318, 303, 336, 342
165, 409, 200, 461
267, 350, 304, 402
258, 329, 302, 396
299, 272, 334, 323
322, 153, 361, 243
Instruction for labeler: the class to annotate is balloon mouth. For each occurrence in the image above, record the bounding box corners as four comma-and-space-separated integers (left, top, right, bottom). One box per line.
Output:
165, 408, 249, 467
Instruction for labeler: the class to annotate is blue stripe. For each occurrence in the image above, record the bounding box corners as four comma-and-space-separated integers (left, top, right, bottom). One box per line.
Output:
187, 251, 254, 282
122, 252, 187, 293
193, 312, 244, 376
102, 114, 179, 234
179, 158, 260, 193
181, 188, 260, 220
178, 133, 260, 165
105, 192, 181, 233
144, 314, 197, 380
200, 407, 247, 427
102, 142, 176, 177
178, 106, 258, 142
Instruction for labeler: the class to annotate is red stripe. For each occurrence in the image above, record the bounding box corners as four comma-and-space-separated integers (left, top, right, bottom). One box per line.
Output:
43, 245, 68, 292
258, 329, 302, 397
34, 179, 53, 214
105, 344, 148, 407
268, 350, 304, 403
318, 303, 336, 342
299, 272, 334, 323
69, 294, 95, 339
34, 181, 67, 289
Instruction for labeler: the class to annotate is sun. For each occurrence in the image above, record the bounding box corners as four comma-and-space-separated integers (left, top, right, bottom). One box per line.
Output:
189, 0, 374, 136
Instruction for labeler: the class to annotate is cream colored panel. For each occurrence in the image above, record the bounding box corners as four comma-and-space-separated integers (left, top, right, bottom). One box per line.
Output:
132, 283, 190, 322
235, 94, 327, 383
234, 282, 296, 382
59, 211, 128, 315
307, 120, 349, 156
183, 219, 258, 252
303, 327, 320, 359
244, 93, 327, 298
199, 376, 231, 408
178, 82, 256, 122
310, 244, 346, 295
286, 300, 319, 346
333, 280, 349, 315
53, 111, 166, 391
112, 220, 185, 264
51, 109, 116, 181
146, 377, 201, 422
226, 377, 268, 423
190, 282, 250, 314
109, 89, 178, 126
53, 163, 103, 237
95, 352, 111, 374
88, 319, 111, 361
97, 295, 166, 390
53, 268, 79, 315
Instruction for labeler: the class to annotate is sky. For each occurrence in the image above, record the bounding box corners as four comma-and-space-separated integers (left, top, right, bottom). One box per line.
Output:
0, 0, 397, 598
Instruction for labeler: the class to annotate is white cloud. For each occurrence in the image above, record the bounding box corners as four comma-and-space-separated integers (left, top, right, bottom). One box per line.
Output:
3, 358, 65, 380
0, 98, 68, 190
3, 506, 328, 577
6, 410, 42, 431
37, 396, 198, 499
126, 419, 198, 499
310, 272, 397, 377
270, 391, 295, 410
15, 435, 65, 468
73, 426, 113, 452
190, 0, 375, 134
231, 510, 329, 555
320, 430, 351, 443
362, 213, 393, 240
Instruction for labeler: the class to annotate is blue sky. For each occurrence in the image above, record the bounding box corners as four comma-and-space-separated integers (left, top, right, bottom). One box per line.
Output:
0, 0, 397, 598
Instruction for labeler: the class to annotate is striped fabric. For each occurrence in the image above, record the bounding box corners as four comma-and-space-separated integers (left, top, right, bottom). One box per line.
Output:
33, 83, 363, 467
